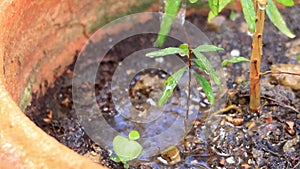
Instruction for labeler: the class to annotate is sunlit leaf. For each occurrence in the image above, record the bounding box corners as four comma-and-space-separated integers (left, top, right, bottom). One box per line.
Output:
193, 45, 223, 53
208, 0, 219, 15
146, 47, 185, 58
154, 0, 182, 47
266, 0, 295, 38
113, 135, 142, 162
218, 0, 232, 12
241, 0, 256, 33
194, 73, 215, 104
189, 0, 198, 3
208, 11, 216, 22
192, 50, 222, 90
129, 130, 140, 141
208, 0, 232, 21
221, 56, 250, 66
159, 66, 188, 106
297, 54, 300, 61
276, 0, 294, 6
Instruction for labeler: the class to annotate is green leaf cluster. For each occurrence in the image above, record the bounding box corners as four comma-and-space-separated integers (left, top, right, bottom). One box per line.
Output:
208, 0, 295, 38
146, 44, 223, 106
111, 130, 142, 169
156, 0, 295, 48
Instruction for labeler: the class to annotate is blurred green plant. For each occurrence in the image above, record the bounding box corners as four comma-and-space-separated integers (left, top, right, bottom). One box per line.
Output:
110, 130, 142, 169
210, 0, 295, 38
155, 0, 296, 112
155, 0, 295, 47
146, 44, 223, 105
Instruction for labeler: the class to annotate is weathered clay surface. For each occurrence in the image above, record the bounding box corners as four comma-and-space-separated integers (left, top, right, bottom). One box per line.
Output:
0, 0, 155, 168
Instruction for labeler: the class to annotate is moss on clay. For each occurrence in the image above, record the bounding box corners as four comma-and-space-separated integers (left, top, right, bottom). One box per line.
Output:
88, 0, 156, 34
18, 57, 43, 110
19, 83, 32, 111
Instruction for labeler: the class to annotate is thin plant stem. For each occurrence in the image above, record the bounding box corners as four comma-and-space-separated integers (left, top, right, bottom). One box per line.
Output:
183, 26, 191, 150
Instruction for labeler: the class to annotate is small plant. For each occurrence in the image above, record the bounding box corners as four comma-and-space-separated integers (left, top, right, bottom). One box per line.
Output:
110, 130, 142, 169
146, 44, 223, 106
155, 0, 296, 112
146, 43, 225, 141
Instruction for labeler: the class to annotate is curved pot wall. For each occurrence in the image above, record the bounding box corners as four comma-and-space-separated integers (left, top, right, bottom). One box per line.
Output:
0, 0, 155, 168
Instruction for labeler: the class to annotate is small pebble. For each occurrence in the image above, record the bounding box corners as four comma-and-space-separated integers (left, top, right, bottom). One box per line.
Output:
230, 49, 241, 57
226, 156, 235, 164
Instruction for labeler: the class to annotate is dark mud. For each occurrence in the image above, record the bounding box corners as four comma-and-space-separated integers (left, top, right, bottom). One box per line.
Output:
25, 4, 300, 169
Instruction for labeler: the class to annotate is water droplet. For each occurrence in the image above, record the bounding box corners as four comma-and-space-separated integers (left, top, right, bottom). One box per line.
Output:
247, 30, 254, 37
179, 52, 186, 56
155, 57, 164, 63
258, 2, 266, 11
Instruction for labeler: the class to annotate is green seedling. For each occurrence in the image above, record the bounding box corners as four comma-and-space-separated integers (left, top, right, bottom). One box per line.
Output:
110, 130, 142, 169
146, 44, 223, 106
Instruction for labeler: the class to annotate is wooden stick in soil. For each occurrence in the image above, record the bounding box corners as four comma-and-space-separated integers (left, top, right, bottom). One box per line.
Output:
249, 0, 267, 112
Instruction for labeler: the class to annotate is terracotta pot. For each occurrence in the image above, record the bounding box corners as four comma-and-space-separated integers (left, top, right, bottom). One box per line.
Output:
0, 0, 156, 168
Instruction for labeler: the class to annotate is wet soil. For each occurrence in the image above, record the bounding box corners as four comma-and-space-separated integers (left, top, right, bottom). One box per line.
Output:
25, 4, 300, 169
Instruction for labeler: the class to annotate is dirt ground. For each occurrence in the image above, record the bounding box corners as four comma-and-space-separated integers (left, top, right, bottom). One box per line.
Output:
25, 4, 300, 169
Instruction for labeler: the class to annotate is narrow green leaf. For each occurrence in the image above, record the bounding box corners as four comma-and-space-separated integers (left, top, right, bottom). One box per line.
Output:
218, 0, 232, 12
221, 56, 250, 66
266, 0, 295, 38
208, 11, 216, 22
129, 130, 140, 141
193, 59, 207, 72
189, 0, 198, 3
192, 50, 222, 90
276, 0, 294, 6
159, 66, 188, 106
194, 73, 215, 104
208, 0, 219, 15
154, 0, 182, 47
240, 0, 256, 33
194, 45, 223, 53
297, 54, 300, 61
208, 0, 231, 21
146, 47, 184, 58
